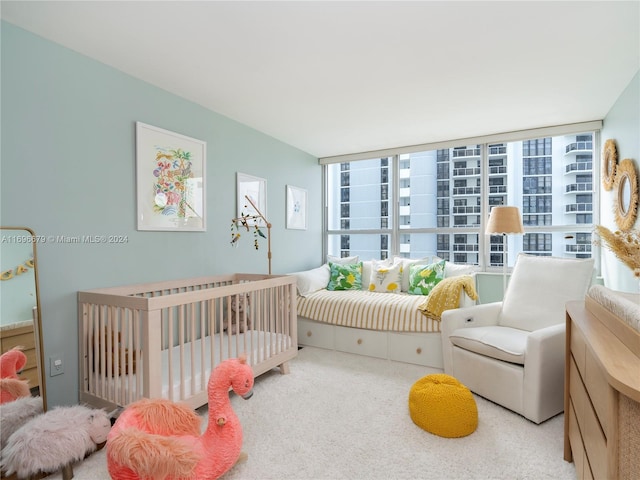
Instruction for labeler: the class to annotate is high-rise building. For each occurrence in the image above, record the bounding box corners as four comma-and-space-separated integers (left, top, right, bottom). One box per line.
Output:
327, 133, 594, 264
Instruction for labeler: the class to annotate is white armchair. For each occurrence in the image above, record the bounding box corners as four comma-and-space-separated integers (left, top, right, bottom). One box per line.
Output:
441, 254, 594, 424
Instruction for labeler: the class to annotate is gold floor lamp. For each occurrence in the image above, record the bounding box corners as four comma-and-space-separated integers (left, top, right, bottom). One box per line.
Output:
486, 206, 524, 297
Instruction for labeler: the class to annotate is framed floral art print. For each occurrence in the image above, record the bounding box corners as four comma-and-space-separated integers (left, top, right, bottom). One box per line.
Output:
136, 122, 206, 231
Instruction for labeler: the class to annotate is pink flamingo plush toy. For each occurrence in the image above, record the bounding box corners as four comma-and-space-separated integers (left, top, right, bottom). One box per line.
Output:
0, 347, 31, 404
106, 355, 254, 480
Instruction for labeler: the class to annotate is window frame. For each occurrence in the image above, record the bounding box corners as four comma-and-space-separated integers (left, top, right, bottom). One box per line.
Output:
321, 121, 602, 273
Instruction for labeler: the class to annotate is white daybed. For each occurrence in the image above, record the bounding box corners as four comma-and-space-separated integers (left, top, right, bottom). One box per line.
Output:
290, 258, 478, 369
77, 274, 297, 411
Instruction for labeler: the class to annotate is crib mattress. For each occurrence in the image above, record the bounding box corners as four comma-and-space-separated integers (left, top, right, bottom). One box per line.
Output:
90, 329, 291, 402
296, 289, 440, 333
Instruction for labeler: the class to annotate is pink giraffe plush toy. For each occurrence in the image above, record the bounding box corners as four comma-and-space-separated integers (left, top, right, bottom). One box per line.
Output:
0, 347, 31, 404
106, 355, 254, 480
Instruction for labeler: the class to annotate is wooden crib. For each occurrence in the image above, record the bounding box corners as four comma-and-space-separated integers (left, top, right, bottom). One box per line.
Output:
78, 274, 297, 411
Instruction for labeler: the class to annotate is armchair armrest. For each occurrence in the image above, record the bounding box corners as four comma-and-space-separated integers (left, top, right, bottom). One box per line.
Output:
440, 302, 502, 374
441, 302, 502, 336
523, 322, 566, 423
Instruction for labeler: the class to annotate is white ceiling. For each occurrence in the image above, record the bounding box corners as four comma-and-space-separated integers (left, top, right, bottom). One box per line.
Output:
2, 1, 639, 158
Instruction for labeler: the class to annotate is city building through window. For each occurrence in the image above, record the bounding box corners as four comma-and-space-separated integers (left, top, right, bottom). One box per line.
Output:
325, 130, 596, 269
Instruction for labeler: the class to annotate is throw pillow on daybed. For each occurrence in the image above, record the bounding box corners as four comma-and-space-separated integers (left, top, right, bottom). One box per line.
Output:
289, 264, 331, 297
327, 262, 363, 291
408, 259, 446, 295
394, 256, 439, 292
327, 255, 359, 265
442, 260, 479, 278
368, 259, 402, 293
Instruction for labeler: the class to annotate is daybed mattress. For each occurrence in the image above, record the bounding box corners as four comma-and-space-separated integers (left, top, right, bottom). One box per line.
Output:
296, 289, 440, 333
91, 330, 291, 400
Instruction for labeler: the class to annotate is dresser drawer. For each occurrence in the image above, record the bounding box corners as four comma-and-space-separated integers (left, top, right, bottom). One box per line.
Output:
1, 330, 36, 351
583, 390, 607, 480
584, 460, 594, 480
571, 324, 587, 378
334, 325, 387, 358
570, 357, 588, 427
584, 346, 609, 436
388, 332, 443, 368
568, 400, 587, 480
298, 318, 335, 349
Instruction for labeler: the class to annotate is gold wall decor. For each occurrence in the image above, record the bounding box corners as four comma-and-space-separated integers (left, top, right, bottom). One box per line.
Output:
602, 139, 618, 191
613, 158, 638, 231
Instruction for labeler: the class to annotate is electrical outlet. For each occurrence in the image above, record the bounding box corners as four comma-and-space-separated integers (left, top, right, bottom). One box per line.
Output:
49, 354, 64, 376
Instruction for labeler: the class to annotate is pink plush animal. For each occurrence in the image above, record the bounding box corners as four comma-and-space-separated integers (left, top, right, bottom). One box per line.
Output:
0, 347, 30, 404
106, 355, 254, 480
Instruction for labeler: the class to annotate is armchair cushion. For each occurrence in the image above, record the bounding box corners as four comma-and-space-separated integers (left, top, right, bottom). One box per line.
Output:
449, 326, 528, 365
498, 254, 594, 331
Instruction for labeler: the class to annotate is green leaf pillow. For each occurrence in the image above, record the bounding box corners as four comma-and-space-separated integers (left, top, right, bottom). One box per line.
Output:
408, 260, 445, 295
327, 262, 363, 291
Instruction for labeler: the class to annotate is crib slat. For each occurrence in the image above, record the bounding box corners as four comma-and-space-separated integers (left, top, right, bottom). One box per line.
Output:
142, 309, 163, 399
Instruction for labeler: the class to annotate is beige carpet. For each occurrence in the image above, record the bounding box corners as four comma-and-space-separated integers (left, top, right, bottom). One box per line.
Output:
49, 346, 575, 479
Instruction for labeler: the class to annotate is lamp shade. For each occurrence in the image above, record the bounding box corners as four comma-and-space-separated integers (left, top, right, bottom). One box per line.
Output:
486, 206, 524, 235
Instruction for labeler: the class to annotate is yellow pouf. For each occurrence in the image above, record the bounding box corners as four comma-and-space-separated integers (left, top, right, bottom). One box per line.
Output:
408, 373, 478, 438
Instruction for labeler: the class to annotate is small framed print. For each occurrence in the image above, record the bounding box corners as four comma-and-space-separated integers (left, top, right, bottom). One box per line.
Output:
136, 122, 206, 231
237, 172, 267, 227
286, 185, 307, 230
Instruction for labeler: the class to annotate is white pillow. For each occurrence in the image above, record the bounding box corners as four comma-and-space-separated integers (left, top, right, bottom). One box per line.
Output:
361, 260, 374, 290
498, 254, 594, 331
367, 259, 402, 293
327, 255, 359, 265
289, 265, 330, 297
444, 262, 480, 278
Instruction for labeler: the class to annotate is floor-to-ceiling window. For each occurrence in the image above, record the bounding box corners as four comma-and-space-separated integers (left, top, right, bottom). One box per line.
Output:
323, 123, 599, 271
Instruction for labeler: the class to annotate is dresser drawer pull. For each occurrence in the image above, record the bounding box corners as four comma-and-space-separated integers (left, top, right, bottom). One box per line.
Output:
416, 347, 422, 355
306, 331, 312, 337
357, 338, 363, 345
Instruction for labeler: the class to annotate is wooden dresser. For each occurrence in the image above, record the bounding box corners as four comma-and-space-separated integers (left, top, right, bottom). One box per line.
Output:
564, 297, 640, 480
0, 321, 39, 388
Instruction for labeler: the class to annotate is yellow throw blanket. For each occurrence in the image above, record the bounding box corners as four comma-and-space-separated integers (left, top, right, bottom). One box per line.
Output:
418, 275, 478, 321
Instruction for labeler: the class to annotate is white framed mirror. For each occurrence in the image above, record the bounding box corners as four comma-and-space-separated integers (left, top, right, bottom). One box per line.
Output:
0, 226, 47, 410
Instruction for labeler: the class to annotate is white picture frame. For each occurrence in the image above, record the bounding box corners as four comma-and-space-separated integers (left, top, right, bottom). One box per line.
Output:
136, 122, 206, 231
237, 172, 267, 226
286, 185, 307, 230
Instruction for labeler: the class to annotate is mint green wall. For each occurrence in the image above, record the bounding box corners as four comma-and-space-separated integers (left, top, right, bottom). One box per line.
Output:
600, 70, 640, 293
1, 22, 322, 407
474, 273, 507, 304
